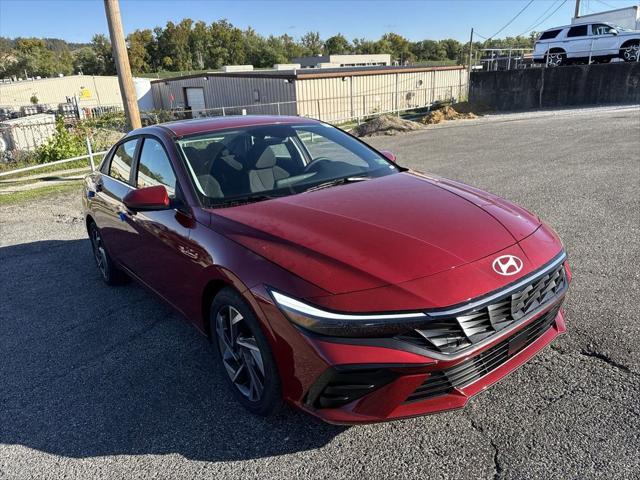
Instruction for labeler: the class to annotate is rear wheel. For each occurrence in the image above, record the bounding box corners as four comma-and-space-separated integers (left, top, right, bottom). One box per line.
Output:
545, 50, 565, 67
620, 42, 640, 62
210, 287, 282, 416
88, 221, 127, 285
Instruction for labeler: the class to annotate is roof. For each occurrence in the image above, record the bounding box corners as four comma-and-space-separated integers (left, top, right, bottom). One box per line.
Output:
147, 115, 320, 137
151, 64, 465, 84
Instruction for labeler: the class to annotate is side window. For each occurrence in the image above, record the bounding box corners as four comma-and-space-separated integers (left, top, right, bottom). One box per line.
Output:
567, 25, 588, 37
109, 139, 138, 183
136, 138, 177, 196
591, 24, 614, 35
539, 29, 561, 40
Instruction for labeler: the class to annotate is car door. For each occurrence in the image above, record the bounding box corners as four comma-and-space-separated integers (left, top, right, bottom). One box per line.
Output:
590, 24, 619, 58
121, 135, 201, 316
92, 137, 140, 265
565, 25, 590, 60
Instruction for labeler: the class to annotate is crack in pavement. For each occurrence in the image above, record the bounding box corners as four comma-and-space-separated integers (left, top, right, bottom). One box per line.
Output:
579, 348, 637, 377
467, 415, 504, 480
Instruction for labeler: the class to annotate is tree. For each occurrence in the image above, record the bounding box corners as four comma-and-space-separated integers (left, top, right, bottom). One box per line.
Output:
381, 33, 414, 63
91, 34, 116, 75
300, 31, 323, 56
73, 47, 101, 75
324, 34, 352, 55
127, 29, 154, 74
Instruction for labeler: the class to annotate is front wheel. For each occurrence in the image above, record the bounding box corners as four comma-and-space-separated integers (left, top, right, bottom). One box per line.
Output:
621, 43, 640, 62
210, 288, 282, 416
88, 221, 127, 285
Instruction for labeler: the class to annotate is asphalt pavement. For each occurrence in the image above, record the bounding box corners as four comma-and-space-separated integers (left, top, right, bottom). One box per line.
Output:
1, 105, 639, 479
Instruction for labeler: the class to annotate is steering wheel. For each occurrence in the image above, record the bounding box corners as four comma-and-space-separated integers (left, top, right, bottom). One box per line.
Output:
303, 157, 332, 173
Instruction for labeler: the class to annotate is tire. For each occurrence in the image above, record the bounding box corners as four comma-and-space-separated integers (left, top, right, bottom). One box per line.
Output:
545, 50, 565, 67
210, 287, 282, 416
620, 42, 640, 62
88, 221, 128, 285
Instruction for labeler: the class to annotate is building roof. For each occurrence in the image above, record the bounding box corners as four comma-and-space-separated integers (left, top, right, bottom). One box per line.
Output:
148, 115, 319, 137
151, 64, 465, 84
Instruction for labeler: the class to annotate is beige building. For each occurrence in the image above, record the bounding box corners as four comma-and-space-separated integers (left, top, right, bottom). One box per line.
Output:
151, 65, 468, 124
293, 54, 392, 68
0, 75, 123, 109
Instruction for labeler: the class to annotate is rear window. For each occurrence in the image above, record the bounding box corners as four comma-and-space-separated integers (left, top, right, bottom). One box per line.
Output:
539, 29, 561, 40
567, 25, 588, 37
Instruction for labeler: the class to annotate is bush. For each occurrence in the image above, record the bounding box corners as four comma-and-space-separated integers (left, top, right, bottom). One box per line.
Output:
36, 117, 86, 164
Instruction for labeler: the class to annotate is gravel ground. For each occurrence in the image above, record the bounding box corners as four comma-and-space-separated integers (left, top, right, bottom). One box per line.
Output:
1, 106, 639, 480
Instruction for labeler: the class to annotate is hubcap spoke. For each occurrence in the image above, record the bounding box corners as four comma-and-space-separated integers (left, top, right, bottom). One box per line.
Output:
215, 304, 266, 402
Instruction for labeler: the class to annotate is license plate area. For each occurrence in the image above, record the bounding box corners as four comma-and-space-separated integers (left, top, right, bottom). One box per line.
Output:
508, 328, 529, 356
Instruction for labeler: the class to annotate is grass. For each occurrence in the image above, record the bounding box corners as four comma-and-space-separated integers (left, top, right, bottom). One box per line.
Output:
0, 181, 83, 206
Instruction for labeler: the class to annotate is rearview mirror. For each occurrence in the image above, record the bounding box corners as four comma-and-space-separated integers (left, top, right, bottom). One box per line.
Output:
123, 185, 170, 211
380, 150, 397, 163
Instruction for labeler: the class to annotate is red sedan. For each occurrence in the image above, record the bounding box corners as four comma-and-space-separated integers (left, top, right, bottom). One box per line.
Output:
83, 115, 570, 424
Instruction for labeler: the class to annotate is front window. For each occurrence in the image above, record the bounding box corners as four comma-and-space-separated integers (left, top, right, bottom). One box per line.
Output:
136, 138, 177, 196
177, 123, 399, 207
591, 23, 617, 35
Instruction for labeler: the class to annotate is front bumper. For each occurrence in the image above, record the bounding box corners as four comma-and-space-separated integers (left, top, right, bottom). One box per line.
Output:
298, 302, 566, 424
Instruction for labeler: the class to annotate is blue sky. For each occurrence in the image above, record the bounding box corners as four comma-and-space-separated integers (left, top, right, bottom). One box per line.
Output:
0, 0, 636, 43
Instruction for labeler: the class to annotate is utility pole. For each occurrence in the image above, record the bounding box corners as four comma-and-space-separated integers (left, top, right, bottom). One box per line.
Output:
574, 0, 581, 19
103, 0, 141, 130
467, 28, 474, 76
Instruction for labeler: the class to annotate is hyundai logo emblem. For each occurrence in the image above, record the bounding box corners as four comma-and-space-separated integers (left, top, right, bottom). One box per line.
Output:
492, 255, 523, 276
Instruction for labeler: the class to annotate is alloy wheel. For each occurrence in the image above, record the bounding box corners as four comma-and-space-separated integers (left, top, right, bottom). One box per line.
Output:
546, 52, 564, 67
90, 226, 108, 280
623, 45, 640, 62
215, 305, 266, 402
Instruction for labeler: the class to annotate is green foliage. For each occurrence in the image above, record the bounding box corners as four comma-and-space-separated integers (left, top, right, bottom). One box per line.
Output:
29, 93, 38, 104
36, 117, 86, 164
0, 19, 538, 79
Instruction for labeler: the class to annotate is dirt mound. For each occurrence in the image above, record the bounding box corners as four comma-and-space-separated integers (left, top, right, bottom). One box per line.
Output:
419, 106, 478, 125
352, 115, 425, 137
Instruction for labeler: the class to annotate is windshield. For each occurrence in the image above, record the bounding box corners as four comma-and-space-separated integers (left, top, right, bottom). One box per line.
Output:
177, 123, 399, 207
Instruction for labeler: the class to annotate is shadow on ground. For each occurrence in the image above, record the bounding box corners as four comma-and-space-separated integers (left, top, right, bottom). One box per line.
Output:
0, 239, 345, 461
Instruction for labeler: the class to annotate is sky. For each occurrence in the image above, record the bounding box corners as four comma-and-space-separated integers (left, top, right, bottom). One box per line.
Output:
0, 0, 637, 43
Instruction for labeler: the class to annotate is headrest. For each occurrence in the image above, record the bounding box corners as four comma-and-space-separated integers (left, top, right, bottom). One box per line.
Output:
254, 145, 277, 169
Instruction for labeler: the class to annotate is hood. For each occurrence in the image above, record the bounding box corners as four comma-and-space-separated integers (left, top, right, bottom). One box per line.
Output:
209, 172, 541, 294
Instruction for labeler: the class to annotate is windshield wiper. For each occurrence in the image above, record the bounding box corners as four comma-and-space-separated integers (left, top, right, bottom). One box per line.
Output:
210, 193, 284, 208
303, 176, 370, 194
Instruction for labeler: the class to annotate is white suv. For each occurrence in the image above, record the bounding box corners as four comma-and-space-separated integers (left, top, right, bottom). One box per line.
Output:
533, 22, 640, 66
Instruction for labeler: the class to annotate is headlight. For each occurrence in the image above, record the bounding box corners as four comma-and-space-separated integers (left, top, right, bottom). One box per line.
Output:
270, 290, 428, 337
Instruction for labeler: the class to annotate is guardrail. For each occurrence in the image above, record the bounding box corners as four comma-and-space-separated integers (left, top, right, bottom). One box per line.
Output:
0, 139, 108, 178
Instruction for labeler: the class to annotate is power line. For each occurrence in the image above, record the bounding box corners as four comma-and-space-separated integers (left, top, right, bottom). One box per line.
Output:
520, 0, 569, 36
485, 0, 536, 40
592, 0, 616, 9
520, 0, 561, 34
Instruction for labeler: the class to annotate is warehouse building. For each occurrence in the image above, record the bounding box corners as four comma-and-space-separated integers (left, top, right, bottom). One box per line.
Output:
150, 65, 468, 124
292, 53, 392, 68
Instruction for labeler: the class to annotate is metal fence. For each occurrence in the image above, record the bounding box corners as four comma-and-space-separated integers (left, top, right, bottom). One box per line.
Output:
474, 44, 640, 71
161, 85, 465, 125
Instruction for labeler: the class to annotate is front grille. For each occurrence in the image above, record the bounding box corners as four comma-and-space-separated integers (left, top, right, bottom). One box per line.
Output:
395, 261, 566, 354
404, 304, 560, 403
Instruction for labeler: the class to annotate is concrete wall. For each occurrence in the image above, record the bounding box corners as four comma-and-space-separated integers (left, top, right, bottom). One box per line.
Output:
469, 62, 640, 111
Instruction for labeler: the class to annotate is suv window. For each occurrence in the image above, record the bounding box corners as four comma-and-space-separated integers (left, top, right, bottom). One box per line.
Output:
567, 25, 588, 37
136, 138, 177, 196
539, 29, 561, 40
109, 139, 138, 183
591, 23, 616, 35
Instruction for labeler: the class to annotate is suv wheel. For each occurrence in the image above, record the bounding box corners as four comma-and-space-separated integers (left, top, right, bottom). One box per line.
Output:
546, 51, 565, 67
621, 42, 640, 62
210, 287, 282, 416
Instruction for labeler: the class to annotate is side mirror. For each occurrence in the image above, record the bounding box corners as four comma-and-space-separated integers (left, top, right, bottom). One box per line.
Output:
123, 185, 170, 211
610, 29, 618, 35
380, 150, 397, 163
